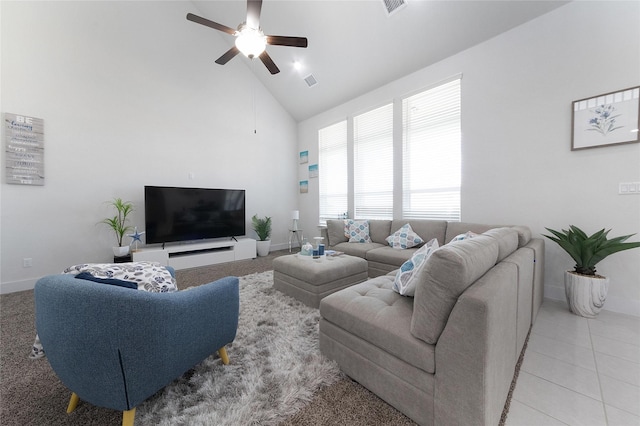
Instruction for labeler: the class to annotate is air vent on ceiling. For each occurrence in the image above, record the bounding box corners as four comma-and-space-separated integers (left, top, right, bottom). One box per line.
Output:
382, 0, 407, 16
304, 74, 318, 88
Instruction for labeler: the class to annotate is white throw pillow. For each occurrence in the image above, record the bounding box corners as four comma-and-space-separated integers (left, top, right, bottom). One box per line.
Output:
449, 231, 478, 244
392, 238, 439, 296
344, 219, 372, 243
386, 223, 424, 249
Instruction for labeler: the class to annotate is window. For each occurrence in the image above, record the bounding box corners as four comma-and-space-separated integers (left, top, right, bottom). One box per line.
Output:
354, 103, 394, 219
402, 79, 461, 220
318, 121, 348, 223
317, 77, 461, 223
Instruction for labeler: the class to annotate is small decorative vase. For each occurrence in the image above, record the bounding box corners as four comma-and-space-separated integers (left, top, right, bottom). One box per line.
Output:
564, 271, 609, 318
113, 246, 130, 257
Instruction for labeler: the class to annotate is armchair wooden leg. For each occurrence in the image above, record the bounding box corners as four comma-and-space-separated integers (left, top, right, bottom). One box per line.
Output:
66, 392, 80, 413
218, 346, 229, 365
122, 408, 136, 426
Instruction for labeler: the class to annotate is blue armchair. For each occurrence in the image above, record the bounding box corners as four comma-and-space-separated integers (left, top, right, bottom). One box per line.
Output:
34, 269, 239, 426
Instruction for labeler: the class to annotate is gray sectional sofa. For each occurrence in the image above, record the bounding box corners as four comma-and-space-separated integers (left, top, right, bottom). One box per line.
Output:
319, 220, 544, 425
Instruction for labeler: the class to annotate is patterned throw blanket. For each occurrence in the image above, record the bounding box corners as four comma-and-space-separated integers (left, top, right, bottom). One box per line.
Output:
30, 262, 177, 359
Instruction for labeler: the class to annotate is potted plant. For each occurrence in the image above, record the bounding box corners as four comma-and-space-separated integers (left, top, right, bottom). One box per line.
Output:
543, 225, 640, 318
252, 214, 272, 257
101, 198, 134, 257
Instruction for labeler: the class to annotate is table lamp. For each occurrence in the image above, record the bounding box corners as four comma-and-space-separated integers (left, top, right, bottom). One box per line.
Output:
291, 210, 299, 231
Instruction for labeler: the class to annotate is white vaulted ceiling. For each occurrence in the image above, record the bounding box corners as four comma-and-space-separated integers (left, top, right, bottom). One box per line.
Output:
190, 0, 569, 122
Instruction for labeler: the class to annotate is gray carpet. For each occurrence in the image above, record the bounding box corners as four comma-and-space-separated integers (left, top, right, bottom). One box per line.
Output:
0, 250, 419, 425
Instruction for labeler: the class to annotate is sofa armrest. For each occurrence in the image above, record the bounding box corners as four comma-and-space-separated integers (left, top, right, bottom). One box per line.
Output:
434, 262, 518, 426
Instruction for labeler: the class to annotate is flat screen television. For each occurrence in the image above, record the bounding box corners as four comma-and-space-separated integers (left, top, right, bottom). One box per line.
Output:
144, 186, 246, 244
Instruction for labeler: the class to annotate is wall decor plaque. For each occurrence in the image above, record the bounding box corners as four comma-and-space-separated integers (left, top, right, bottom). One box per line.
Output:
4, 113, 44, 185
571, 87, 640, 150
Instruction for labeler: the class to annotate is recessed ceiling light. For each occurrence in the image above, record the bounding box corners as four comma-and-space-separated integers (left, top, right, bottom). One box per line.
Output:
293, 61, 302, 71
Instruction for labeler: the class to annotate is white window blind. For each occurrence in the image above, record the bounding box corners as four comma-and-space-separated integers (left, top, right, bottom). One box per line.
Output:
318, 120, 348, 223
402, 79, 461, 221
354, 103, 394, 220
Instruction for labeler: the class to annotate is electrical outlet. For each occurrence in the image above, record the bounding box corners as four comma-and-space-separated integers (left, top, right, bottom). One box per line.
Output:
619, 182, 640, 195
23, 258, 33, 268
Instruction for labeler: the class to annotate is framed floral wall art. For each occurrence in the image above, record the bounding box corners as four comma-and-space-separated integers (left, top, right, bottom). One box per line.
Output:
571, 86, 640, 150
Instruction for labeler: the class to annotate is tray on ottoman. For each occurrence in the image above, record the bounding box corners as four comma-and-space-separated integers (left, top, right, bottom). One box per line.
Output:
273, 254, 368, 308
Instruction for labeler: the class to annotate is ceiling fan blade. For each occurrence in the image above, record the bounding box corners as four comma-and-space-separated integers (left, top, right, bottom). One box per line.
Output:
246, 0, 263, 29
266, 35, 308, 48
187, 13, 236, 36
259, 51, 280, 75
215, 46, 240, 65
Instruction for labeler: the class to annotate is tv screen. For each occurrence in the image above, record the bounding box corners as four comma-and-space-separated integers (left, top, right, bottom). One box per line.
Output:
144, 186, 246, 244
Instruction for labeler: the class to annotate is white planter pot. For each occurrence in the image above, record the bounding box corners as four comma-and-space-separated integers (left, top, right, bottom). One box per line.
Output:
564, 271, 609, 318
112, 246, 130, 257
256, 240, 271, 257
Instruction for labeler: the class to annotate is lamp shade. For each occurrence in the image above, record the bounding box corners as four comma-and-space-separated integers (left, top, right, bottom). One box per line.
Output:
291, 210, 299, 220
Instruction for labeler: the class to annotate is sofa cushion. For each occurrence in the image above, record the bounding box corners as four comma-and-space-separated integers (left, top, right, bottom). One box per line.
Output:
392, 220, 447, 246
345, 219, 372, 243
368, 220, 393, 244
483, 227, 519, 261
386, 223, 424, 249
326, 219, 349, 246
366, 245, 417, 267
320, 275, 436, 374
332, 241, 386, 258
444, 222, 497, 245
393, 238, 439, 296
511, 225, 532, 247
411, 235, 499, 344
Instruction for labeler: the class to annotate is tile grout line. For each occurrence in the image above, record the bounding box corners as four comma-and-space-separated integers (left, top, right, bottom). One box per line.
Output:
509, 396, 571, 426
587, 318, 610, 426
527, 330, 595, 371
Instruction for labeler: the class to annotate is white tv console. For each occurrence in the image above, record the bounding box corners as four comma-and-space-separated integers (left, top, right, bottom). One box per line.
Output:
132, 237, 256, 270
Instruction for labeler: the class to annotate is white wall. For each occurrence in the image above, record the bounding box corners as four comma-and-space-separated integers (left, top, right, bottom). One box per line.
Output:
0, 1, 299, 292
297, 1, 640, 316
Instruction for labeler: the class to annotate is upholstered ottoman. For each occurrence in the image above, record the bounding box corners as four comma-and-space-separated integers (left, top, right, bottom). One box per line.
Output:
273, 254, 368, 308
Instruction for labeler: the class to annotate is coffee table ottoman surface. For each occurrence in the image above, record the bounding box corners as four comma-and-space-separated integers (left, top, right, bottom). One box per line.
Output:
272, 254, 368, 308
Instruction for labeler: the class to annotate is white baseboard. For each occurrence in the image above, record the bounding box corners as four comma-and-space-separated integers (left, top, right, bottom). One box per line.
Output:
544, 284, 640, 318
0, 278, 37, 294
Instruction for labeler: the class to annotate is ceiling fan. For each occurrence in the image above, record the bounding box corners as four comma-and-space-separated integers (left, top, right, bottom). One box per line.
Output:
187, 0, 308, 75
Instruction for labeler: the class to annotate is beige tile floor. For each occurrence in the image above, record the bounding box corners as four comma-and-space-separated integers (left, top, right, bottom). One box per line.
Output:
506, 299, 640, 426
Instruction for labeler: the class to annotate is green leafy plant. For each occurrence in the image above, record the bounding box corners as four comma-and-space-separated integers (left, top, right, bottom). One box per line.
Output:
543, 225, 640, 276
101, 198, 134, 247
251, 214, 272, 241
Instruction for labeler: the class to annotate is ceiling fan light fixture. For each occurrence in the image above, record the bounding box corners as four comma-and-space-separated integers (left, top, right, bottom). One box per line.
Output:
235, 25, 267, 58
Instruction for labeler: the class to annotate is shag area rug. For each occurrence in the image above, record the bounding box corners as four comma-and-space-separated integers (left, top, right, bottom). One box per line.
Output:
136, 271, 342, 425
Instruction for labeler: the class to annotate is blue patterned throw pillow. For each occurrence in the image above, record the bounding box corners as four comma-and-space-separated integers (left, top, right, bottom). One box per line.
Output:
449, 231, 478, 244
386, 223, 424, 249
344, 219, 372, 243
393, 238, 439, 296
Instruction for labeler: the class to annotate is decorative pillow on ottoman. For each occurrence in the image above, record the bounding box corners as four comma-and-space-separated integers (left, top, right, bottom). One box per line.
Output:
386, 223, 424, 249
344, 219, 372, 243
392, 238, 439, 296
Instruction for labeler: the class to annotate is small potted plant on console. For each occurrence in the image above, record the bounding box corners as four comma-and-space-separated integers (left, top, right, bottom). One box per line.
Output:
543, 225, 640, 318
101, 198, 134, 257
252, 214, 272, 257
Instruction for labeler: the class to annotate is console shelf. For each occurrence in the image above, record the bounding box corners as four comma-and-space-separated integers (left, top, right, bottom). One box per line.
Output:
132, 237, 256, 270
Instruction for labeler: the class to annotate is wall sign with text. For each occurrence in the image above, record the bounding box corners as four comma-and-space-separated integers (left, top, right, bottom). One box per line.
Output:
4, 113, 44, 185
